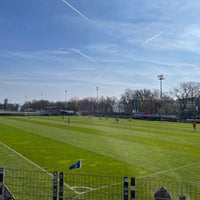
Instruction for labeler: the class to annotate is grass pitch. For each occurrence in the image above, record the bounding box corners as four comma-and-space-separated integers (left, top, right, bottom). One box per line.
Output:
0, 116, 200, 183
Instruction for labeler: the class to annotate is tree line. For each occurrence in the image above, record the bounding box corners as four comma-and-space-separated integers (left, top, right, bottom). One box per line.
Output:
1, 81, 200, 118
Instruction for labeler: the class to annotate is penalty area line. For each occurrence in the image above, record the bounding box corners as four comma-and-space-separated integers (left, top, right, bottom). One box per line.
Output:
138, 161, 200, 179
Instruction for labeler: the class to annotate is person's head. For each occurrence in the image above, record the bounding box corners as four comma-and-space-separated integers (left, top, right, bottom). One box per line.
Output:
160, 187, 168, 197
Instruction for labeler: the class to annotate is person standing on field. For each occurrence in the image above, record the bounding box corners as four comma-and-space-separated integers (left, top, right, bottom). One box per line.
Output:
193, 121, 197, 130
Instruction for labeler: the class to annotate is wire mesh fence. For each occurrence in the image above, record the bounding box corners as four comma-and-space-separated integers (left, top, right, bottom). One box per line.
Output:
1, 168, 125, 200
63, 172, 125, 200
2, 168, 53, 200
1, 168, 200, 200
136, 178, 200, 200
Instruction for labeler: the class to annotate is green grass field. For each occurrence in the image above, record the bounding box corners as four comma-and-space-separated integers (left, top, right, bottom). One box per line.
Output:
0, 116, 200, 183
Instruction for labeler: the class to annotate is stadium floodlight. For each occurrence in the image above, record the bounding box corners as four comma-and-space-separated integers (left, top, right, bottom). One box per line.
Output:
96, 86, 99, 101
96, 86, 99, 114
157, 74, 165, 100
65, 90, 67, 110
41, 93, 43, 110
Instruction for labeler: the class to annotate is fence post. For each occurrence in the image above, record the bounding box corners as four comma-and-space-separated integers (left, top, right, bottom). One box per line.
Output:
59, 172, 64, 200
124, 177, 128, 200
53, 172, 58, 200
0, 168, 4, 200
130, 177, 135, 200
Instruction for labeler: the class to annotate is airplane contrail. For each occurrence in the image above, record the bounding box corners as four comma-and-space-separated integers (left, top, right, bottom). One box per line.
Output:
88, 72, 104, 89
128, 31, 163, 56
61, 0, 89, 21
141, 32, 163, 46
72, 48, 97, 63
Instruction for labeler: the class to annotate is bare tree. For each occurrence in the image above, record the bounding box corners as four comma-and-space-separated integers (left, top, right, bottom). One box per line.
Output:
134, 89, 158, 113
99, 96, 116, 115
78, 97, 97, 114
171, 82, 200, 118
120, 89, 134, 115
161, 94, 176, 114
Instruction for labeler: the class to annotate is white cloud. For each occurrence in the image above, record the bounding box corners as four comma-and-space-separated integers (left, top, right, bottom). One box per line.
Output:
2, 0, 200, 103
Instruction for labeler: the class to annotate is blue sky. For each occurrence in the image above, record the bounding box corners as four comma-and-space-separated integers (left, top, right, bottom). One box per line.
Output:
1, 0, 200, 104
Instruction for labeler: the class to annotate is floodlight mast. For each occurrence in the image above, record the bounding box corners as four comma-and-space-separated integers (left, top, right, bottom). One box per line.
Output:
65, 90, 67, 110
96, 86, 99, 114
96, 86, 99, 101
41, 93, 43, 111
157, 74, 165, 100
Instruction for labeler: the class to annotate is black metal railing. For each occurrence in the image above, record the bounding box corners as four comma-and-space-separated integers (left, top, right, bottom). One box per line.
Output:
1, 168, 200, 200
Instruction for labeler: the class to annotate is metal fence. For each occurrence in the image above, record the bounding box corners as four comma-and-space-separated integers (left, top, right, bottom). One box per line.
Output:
1, 168, 53, 200
1, 168, 126, 200
136, 178, 200, 200
62, 173, 126, 200
1, 168, 200, 200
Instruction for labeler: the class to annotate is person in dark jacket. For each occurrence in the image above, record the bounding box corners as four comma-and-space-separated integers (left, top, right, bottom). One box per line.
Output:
179, 195, 186, 200
154, 187, 172, 200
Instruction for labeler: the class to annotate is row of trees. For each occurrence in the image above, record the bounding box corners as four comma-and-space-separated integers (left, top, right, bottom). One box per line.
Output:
2, 82, 200, 117
120, 81, 200, 117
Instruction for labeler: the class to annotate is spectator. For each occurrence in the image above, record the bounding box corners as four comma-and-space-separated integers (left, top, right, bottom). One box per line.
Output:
179, 195, 186, 200
154, 187, 172, 200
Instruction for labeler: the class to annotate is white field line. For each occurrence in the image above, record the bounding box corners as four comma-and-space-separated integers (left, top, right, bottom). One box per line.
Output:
0, 141, 49, 174
138, 161, 200, 179
0, 141, 78, 193
71, 181, 123, 198
1, 141, 121, 196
